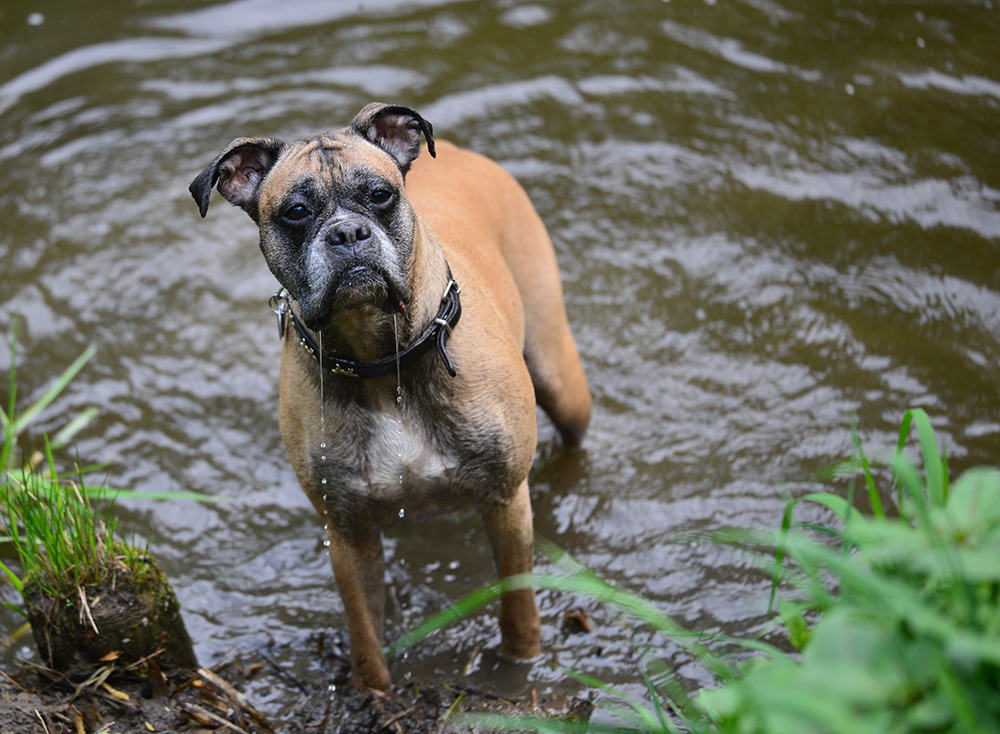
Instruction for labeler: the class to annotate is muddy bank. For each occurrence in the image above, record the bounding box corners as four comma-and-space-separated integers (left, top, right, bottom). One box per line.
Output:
0, 646, 592, 734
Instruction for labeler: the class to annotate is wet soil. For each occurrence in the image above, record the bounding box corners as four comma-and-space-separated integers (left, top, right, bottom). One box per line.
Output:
0, 645, 592, 734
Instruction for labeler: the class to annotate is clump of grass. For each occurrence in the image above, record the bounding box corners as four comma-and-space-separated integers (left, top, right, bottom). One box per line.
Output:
1, 313, 106, 613
1, 443, 145, 614
0, 314, 212, 617
1, 315, 198, 670
391, 409, 1000, 733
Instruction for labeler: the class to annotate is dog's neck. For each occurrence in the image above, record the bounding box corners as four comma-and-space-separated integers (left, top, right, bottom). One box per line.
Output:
308, 218, 450, 364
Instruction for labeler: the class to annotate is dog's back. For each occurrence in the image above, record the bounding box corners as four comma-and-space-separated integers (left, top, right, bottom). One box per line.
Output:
407, 141, 592, 445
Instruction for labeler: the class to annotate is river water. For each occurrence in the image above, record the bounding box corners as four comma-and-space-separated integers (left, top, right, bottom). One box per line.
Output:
2, 0, 998, 717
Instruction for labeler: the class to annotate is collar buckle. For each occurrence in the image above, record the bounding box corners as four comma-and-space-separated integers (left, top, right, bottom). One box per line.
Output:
268, 289, 289, 339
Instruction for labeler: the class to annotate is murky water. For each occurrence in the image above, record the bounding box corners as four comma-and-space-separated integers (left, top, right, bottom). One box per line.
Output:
2, 0, 999, 716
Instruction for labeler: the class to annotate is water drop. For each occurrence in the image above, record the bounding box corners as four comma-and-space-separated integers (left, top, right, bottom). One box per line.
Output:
328, 684, 337, 693
398, 508, 405, 519
323, 494, 327, 501
323, 539, 331, 547
321, 478, 327, 485
320, 441, 327, 448
321, 455, 326, 460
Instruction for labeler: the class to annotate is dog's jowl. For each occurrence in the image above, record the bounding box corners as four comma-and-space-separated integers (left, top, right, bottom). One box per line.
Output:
191, 103, 591, 691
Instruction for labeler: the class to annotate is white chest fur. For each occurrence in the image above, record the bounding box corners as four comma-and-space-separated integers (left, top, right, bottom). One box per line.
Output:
362, 408, 455, 500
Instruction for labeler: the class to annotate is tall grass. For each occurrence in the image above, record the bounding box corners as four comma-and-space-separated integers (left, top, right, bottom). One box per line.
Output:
391, 409, 1000, 733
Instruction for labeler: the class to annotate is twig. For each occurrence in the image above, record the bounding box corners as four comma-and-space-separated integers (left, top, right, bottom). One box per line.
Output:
77, 585, 99, 634
256, 651, 311, 696
35, 709, 51, 734
0, 668, 28, 691
445, 683, 519, 705
180, 701, 252, 734
211, 643, 245, 670
380, 705, 416, 729
197, 666, 276, 734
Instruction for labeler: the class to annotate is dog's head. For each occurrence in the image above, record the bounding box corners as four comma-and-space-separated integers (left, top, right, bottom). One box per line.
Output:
190, 103, 435, 332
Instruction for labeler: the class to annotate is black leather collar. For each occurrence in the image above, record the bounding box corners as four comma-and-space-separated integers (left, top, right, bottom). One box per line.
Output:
269, 274, 461, 379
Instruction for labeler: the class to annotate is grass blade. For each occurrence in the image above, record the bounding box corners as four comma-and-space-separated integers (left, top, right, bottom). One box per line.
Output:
894, 408, 947, 507
850, 413, 884, 519
10, 345, 96, 437
0, 557, 23, 593
50, 407, 100, 450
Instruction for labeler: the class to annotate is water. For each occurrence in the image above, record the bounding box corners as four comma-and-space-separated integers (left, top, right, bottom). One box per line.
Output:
1, 0, 998, 716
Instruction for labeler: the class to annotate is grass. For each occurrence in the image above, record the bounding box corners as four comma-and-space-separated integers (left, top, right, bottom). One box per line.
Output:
0, 444, 144, 614
1, 313, 220, 504
390, 409, 1000, 734
0, 314, 218, 619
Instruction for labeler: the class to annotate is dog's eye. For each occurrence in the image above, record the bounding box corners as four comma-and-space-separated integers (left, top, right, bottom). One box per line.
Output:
370, 189, 393, 206
284, 204, 310, 222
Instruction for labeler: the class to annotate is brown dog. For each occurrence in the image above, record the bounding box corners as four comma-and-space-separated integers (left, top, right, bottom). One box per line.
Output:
190, 103, 591, 690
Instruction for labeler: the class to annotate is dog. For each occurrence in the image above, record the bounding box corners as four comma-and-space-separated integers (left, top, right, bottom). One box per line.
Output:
190, 103, 591, 691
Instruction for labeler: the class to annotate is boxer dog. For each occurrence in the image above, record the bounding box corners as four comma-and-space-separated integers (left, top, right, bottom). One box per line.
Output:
190, 103, 591, 690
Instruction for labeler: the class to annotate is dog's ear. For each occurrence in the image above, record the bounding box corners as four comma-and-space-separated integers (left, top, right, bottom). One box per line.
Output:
349, 103, 435, 174
190, 137, 286, 221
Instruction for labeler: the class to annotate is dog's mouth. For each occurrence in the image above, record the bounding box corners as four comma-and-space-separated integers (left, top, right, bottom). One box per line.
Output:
299, 265, 409, 332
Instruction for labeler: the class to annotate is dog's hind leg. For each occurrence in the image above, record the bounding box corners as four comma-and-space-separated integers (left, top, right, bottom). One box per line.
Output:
481, 480, 542, 659
325, 526, 391, 691
523, 320, 592, 448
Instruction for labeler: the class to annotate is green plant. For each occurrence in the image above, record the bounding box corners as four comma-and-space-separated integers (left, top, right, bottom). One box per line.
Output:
0, 314, 219, 616
0, 444, 143, 616
391, 409, 1000, 733
1, 314, 98, 482
1, 314, 220, 502
705, 410, 1000, 733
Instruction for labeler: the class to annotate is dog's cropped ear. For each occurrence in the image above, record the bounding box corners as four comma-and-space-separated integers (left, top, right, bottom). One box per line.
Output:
189, 137, 286, 221
349, 103, 435, 175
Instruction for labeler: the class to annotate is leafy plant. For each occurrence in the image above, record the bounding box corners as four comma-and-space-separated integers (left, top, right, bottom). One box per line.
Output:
391, 409, 1000, 733
707, 409, 1000, 733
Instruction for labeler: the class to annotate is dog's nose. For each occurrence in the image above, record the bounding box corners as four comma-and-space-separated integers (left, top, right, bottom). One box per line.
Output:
326, 219, 372, 248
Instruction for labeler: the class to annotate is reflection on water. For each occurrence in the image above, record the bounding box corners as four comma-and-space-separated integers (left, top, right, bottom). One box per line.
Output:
2, 0, 999, 714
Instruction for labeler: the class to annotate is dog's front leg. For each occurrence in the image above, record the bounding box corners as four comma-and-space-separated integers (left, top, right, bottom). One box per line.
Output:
325, 525, 391, 691
481, 480, 542, 660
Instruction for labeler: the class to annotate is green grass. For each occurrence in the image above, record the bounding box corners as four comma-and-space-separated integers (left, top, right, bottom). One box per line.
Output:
1, 313, 219, 617
1, 312, 221, 504
391, 409, 1000, 734
0, 444, 144, 613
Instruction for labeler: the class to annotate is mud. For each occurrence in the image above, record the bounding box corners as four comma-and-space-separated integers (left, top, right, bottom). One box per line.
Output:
0, 647, 592, 734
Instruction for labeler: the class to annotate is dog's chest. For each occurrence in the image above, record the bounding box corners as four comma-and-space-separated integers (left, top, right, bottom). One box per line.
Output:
316, 403, 460, 507
366, 410, 454, 496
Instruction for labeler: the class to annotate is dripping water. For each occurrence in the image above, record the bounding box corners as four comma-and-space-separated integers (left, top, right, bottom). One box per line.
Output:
319, 330, 328, 547
394, 313, 404, 519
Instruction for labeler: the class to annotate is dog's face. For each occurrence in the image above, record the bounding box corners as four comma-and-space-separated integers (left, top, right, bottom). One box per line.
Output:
190, 104, 436, 331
